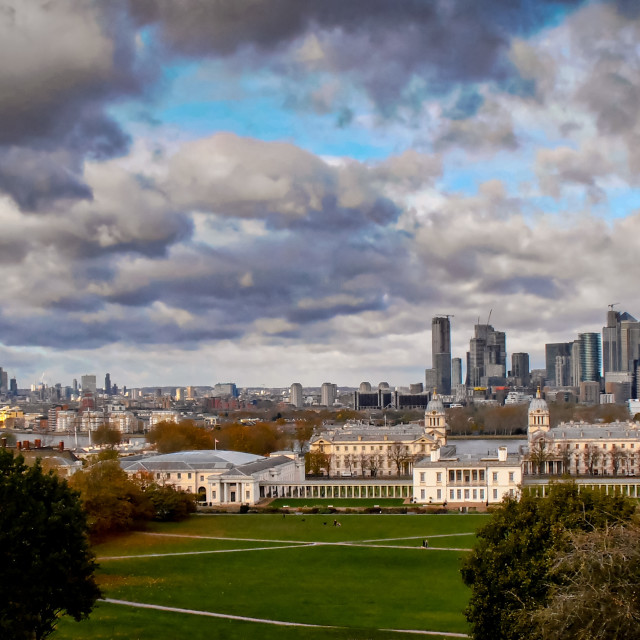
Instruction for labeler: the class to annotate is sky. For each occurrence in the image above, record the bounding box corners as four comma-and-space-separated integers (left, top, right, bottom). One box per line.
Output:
1, 0, 640, 389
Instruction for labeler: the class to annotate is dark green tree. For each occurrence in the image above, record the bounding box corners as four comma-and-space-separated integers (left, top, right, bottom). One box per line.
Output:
0, 450, 101, 639
146, 484, 196, 521
460, 483, 635, 640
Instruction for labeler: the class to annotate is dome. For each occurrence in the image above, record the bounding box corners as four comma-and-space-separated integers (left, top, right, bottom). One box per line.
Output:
426, 394, 445, 413
528, 389, 548, 413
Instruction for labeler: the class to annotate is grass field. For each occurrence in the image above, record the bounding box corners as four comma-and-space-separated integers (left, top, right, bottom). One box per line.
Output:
52, 513, 488, 640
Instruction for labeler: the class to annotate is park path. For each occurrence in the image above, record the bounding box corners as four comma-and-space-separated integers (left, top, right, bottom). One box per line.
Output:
102, 598, 470, 638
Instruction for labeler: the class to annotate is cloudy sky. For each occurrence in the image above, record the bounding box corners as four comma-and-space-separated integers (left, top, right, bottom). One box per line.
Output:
1, 0, 639, 389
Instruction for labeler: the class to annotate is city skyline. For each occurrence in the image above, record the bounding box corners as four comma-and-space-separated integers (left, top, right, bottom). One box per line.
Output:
1, 1, 639, 387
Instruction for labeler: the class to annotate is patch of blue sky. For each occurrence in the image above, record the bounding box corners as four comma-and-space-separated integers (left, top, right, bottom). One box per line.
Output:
440, 151, 534, 196
599, 188, 640, 220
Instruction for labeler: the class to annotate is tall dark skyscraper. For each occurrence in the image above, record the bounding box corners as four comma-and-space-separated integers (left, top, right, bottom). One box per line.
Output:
579, 332, 601, 382
545, 342, 572, 386
511, 352, 530, 386
105, 372, 112, 395
432, 316, 452, 394
603, 308, 621, 374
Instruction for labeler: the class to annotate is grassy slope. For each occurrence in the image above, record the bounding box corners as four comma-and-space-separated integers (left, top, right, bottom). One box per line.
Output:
52, 513, 488, 639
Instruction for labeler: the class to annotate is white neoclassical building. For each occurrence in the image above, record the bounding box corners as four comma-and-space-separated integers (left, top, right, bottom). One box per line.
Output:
120, 449, 305, 505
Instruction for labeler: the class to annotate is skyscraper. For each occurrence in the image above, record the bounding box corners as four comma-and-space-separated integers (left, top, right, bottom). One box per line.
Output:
545, 342, 572, 386
81, 374, 96, 394
602, 309, 621, 374
466, 323, 506, 387
451, 358, 462, 387
321, 382, 336, 407
290, 382, 303, 408
431, 316, 452, 395
511, 353, 530, 386
104, 372, 112, 395
579, 332, 601, 382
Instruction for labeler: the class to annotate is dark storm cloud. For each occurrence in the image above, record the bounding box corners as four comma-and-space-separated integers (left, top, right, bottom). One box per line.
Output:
130, 0, 590, 112
0, 0, 150, 210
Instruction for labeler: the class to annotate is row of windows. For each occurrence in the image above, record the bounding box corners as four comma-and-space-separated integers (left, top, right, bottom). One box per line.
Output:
418, 470, 515, 484
334, 444, 421, 452
155, 472, 194, 480
564, 442, 637, 450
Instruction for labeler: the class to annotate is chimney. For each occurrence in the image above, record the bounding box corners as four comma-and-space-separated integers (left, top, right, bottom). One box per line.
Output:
23, 440, 30, 451
17, 441, 21, 450
59, 441, 64, 452
35, 439, 41, 449
430, 448, 441, 462
498, 447, 508, 462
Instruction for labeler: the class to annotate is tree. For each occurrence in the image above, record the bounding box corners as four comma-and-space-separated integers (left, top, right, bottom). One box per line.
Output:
368, 452, 383, 477
531, 524, 640, 639
146, 484, 196, 522
93, 423, 121, 448
305, 450, 331, 475
358, 451, 370, 477
70, 459, 153, 538
0, 450, 101, 640
147, 420, 215, 453
528, 437, 551, 474
460, 483, 635, 640
583, 444, 602, 475
387, 441, 411, 476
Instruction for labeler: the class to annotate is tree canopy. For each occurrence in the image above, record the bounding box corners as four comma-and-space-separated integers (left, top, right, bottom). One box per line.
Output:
146, 420, 215, 453
0, 450, 101, 640
460, 483, 636, 640
531, 524, 640, 639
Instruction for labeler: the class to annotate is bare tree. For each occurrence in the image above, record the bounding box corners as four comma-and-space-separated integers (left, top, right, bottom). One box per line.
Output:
610, 445, 627, 477
528, 437, 551, 475
368, 452, 382, 478
387, 441, 411, 476
583, 444, 602, 476
358, 452, 370, 477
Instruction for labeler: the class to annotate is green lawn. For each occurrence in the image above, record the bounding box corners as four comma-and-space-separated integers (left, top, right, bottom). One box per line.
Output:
52, 513, 488, 639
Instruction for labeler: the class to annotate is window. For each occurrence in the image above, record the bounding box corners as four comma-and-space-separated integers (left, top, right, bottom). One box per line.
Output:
437, 489, 442, 500
336, 446, 340, 451
176, 485, 181, 491
436, 472, 442, 483
420, 489, 425, 500
212, 491, 216, 499
450, 489, 454, 500
419, 472, 425, 482
509, 489, 515, 497
464, 472, 470, 483
156, 473, 161, 479
188, 473, 192, 479
509, 472, 514, 482
472, 470, 478, 481
575, 444, 579, 449
449, 470, 455, 482
457, 489, 462, 500
493, 489, 498, 500
622, 444, 626, 449
456, 470, 462, 482
464, 489, 470, 499
479, 470, 485, 481
166, 473, 170, 479
200, 475, 204, 481
245, 490, 250, 500
473, 489, 477, 500
632, 444, 635, 449
480, 489, 485, 500
362, 446, 365, 451
177, 473, 182, 479
492, 472, 498, 483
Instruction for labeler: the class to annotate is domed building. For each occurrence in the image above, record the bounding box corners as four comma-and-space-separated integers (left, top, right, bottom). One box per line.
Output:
424, 392, 448, 446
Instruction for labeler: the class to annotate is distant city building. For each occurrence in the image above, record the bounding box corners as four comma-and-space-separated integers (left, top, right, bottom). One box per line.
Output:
511, 352, 530, 387
321, 382, 337, 407
104, 373, 111, 395
81, 375, 96, 394
290, 382, 303, 408
451, 358, 462, 387
466, 323, 506, 387
9, 377, 17, 397
431, 316, 452, 395
359, 381, 372, 392
213, 383, 238, 398
545, 342, 572, 387
579, 332, 601, 382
